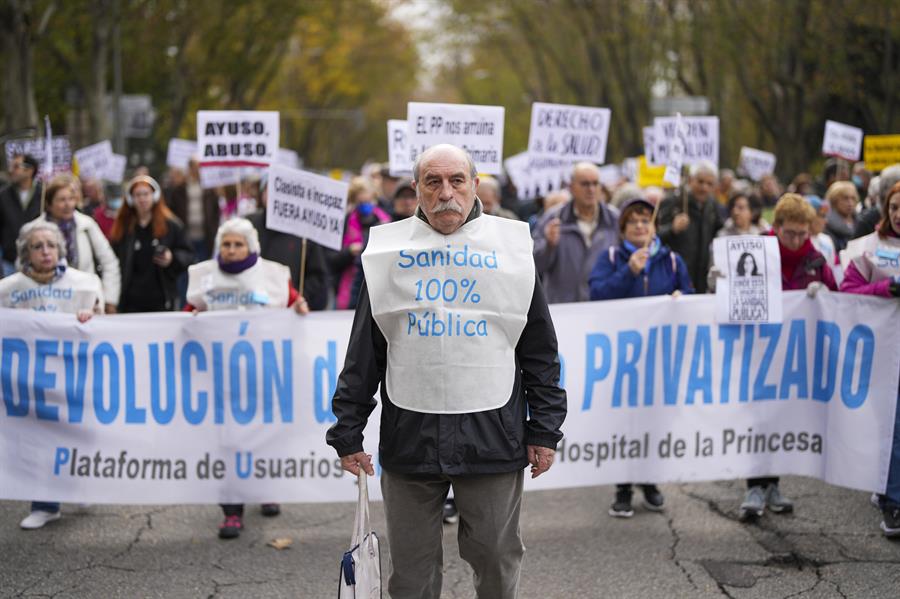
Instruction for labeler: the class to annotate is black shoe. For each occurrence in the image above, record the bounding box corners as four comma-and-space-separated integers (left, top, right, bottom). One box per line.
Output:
218, 514, 243, 539
261, 503, 280, 517
609, 487, 634, 518
442, 499, 458, 524
881, 505, 900, 538
640, 485, 665, 512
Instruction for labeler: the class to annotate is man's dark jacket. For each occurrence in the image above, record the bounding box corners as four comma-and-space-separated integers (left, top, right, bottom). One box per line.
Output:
657, 193, 723, 293
0, 181, 42, 263
326, 209, 567, 475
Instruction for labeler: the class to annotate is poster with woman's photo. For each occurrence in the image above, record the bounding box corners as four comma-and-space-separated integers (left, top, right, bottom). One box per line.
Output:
713, 236, 782, 323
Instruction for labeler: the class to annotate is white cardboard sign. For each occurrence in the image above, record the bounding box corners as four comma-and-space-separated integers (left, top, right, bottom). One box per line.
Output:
199, 167, 241, 190
739, 147, 777, 181
166, 138, 198, 170
105, 154, 127, 185
822, 120, 863, 161
527, 102, 611, 164
653, 116, 719, 167
74, 141, 114, 181
643, 126, 658, 165
407, 102, 504, 175
266, 163, 348, 251
197, 110, 279, 168
662, 115, 688, 187
5, 136, 72, 179
713, 236, 783, 323
387, 119, 413, 176
275, 148, 302, 170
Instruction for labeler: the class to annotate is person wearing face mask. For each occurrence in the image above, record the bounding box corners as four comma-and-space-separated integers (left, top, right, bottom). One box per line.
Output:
0, 220, 104, 529
184, 217, 311, 539
109, 176, 194, 312
332, 176, 391, 309
90, 181, 124, 239
31, 174, 120, 312
840, 181, 900, 538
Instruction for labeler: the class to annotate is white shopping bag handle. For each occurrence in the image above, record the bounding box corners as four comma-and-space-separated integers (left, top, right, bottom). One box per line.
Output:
352, 470, 370, 548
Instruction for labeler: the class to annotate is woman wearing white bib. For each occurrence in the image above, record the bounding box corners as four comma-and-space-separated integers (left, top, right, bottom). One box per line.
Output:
184, 218, 309, 539
0, 221, 103, 529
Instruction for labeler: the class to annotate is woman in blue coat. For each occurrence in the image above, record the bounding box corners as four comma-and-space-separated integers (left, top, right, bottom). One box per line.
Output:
588, 197, 694, 517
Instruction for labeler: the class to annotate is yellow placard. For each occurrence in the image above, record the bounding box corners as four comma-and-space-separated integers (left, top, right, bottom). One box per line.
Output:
863, 134, 900, 172
637, 155, 672, 188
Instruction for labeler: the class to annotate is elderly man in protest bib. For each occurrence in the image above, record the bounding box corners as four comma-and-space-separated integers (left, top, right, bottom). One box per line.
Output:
327, 144, 566, 599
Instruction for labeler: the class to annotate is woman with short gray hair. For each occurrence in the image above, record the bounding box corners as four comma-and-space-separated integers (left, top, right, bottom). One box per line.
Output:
0, 220, 104, 529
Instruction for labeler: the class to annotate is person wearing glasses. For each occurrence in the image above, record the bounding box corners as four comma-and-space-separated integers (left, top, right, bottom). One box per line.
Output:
738, 193, 837, 522
0, 220, 104, 529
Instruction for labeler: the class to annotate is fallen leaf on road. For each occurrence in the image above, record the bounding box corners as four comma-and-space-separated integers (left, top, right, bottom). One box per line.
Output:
268, 537, 294, 550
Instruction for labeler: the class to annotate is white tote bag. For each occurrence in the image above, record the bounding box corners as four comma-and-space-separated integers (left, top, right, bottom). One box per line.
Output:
338, 471, 382, 598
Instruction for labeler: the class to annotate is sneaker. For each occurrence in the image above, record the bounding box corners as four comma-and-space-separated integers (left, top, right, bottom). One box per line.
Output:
640, 485, 665, 512
260, 503, 280, 517
764, 484, 794, 514
740, 486, 766, 521
20, 510, 61, 530
871, 493, 885, 510
442, 499, 458, 524
218, 514, 243, 539
608, 487, 634, 518
881, 505, 900, 538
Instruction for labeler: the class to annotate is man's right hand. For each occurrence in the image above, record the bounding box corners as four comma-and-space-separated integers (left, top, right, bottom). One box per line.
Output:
544, 217, 561, 247
672, 213, 690, 234
340, 451, 375, 476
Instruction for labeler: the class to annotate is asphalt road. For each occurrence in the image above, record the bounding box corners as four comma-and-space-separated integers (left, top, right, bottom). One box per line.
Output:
2, 476, 899, 598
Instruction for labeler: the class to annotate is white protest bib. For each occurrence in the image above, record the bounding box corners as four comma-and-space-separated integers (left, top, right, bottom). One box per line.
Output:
843, 233, 900, 283
186, 259, 289, 311
0, 269, 102, 313
362, 214, 535, 414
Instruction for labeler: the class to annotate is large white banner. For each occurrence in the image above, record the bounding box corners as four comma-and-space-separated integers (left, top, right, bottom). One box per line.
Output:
527, 102, 611, 164
0, 292, 897, 504
197, 110, 279, 168
407, 102, 504, 175
265, 163, 348, 251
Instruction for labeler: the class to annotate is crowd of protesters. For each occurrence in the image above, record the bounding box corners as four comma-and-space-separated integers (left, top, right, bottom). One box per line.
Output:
0, 149, 898, 540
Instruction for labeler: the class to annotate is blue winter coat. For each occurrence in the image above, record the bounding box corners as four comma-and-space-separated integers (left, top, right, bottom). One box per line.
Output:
589, 239, 694, 300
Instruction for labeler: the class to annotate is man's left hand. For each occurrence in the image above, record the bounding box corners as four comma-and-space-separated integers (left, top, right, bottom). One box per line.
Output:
527, 445, 555, 479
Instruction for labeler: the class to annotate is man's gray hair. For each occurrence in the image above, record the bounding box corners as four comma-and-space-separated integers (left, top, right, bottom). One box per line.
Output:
689, 160, 718, 180
16, 220, 66, 271
412, 144, 478, 183
477, 175, 500, 198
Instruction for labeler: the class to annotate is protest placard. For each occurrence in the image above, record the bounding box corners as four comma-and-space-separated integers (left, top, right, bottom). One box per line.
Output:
106, 154, 127, 185
822, 120, 863, 161
276, 148, 302, 170
643, 126, 658, 165
527, 102, 611, 164
166, 138, 197, 170
637, 155, 667, 188
387, 119, 413, 176
863, 134, 900, 172
199, 166, 241, 190
4, 136, 72, 178
74, 140, 114, 181
662, 114, 688, 187
597, 164, 622, 188
738, 146, 777, 181
407, 102, 504, 174
197, 110, 279, 168
266, 163, 348, 251
653, 116, 719, 167
713, 236, 782, 323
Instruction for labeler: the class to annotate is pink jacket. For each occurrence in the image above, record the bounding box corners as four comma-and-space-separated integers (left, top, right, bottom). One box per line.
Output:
839, 262, 893, 297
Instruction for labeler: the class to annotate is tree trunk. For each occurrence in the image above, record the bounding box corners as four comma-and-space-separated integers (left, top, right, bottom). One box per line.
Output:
1, 0, 39, 135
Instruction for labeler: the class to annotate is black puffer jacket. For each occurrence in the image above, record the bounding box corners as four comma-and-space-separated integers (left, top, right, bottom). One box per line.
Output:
326, 273, 567, 475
